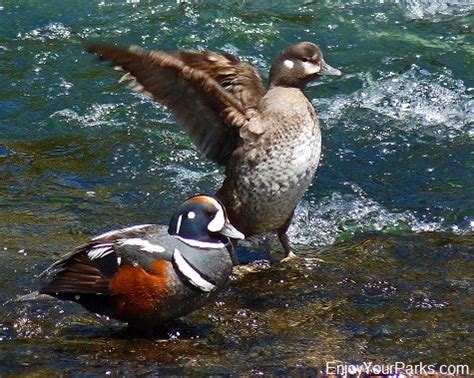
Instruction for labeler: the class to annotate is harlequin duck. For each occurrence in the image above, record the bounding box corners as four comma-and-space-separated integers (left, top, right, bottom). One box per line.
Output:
35, 195, 243, 329
87, 42, 341, 258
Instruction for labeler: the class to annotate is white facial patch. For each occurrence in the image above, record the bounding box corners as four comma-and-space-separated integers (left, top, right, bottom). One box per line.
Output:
207, 207, 225, 232
302, 61, 321, 74
187, 211, 196, 219
196, 196, 226, 233
120, 238, 165, 253
283, 59, 294, 69
175, 214, 183, 234
173, 249, 216, 292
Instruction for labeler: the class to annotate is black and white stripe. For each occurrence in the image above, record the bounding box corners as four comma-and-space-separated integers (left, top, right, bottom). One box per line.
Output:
87, 243, 114, 260
172, 248, 216, 292
118, 238, 166, 253
175, 236, 225, 249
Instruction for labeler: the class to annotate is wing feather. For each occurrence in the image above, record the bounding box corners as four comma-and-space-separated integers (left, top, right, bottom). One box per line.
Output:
172, 50, 266, 108
88, 44, 255, 164
40, 255, 112, 295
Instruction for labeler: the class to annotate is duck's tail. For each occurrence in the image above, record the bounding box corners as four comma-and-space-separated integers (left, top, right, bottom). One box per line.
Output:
4, 291, 53, 305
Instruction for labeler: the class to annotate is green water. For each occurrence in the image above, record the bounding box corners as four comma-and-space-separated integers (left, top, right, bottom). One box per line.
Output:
0, 0, 473, 375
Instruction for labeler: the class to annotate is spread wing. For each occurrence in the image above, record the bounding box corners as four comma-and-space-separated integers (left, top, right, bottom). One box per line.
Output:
88, 44, 264, 165
171, 50, 266, 109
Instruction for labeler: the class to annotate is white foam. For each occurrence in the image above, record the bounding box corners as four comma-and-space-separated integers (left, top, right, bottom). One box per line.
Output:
402, 1, 472, 20
50, 104, 125, 128
164, 163, 224, 192
316, 65, 473, 138
20, 23, 72, 41
287, 183, 453, 248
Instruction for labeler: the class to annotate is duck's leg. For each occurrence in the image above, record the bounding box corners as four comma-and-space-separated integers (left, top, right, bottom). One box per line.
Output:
278, 231, 297, 260
277, 214, 298, 260
229, 238, 240, 265
278, 213, 326, 264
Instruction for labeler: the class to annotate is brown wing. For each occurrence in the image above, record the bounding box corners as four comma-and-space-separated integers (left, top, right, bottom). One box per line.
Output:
39, 241, 170, 322
88, 44, 253, 165
39, 241, 120, 295
40, 253, 112, 295
172, 50, 266, 109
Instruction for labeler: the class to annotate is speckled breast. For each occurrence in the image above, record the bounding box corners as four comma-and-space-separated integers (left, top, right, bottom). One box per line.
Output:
219, 88, 322, 236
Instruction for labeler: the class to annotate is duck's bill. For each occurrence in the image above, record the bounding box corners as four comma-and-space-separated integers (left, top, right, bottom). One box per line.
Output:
320, 62, 342, 76
220, 222, 245, 240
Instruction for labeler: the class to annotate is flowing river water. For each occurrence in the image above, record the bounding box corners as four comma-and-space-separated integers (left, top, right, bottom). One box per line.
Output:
0, 1, 472, 375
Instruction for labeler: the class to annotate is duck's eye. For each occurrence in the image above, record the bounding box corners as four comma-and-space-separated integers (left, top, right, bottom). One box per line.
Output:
187, 211, 196, 219
301, 57, 309, 62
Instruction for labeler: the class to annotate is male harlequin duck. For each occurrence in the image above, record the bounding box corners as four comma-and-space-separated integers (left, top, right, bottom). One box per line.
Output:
36, 195, 243, 328
87, 42, 341, 258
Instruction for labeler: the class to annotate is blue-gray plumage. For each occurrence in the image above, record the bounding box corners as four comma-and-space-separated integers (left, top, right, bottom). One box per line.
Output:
36, 195, 243, 329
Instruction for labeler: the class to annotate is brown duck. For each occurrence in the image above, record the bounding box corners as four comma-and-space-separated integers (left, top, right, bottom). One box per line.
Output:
87, 42, 341, 259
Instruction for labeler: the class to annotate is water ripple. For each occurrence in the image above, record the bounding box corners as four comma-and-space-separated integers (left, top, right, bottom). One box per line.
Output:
287, 183, 468, 248
19, 22, 72, 41
403, 0, 473, 19
318, 65, 473, 138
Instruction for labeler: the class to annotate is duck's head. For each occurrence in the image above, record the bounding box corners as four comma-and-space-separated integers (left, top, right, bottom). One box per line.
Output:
269, 42, 341, 89
168, 195, 244, 244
